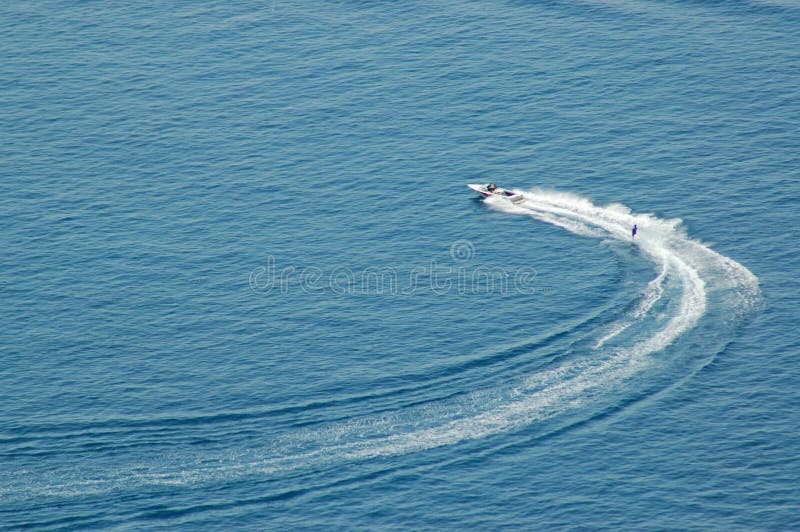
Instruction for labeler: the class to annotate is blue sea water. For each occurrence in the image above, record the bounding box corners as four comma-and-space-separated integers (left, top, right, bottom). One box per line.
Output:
1, 1, 799, 529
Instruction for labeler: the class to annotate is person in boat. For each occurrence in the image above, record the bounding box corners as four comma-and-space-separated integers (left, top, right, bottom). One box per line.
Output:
487, 183, 499, 193
632, 224, 638, 239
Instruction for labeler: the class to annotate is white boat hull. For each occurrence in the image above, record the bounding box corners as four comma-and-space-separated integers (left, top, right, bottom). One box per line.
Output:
467, 183, 525, 203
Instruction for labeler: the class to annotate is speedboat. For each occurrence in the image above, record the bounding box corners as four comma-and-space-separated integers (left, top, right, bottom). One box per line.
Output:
467, 183, 525, 203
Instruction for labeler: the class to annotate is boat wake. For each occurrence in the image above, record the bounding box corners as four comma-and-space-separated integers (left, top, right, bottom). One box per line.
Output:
1, 189, 761, 505
264, 188, 759, 464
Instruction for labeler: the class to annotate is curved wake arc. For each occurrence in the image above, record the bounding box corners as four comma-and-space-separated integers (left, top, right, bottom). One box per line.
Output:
238, 189, 759, 467
2, 190, 761, 499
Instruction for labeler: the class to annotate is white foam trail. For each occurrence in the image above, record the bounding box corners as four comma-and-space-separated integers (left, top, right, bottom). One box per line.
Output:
5, 190, 760, 499
595, 263, 667, 349
252, 189, 758, 464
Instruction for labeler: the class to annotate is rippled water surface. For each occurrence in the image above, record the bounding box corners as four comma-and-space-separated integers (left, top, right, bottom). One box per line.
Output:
2, 1, 798, 529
